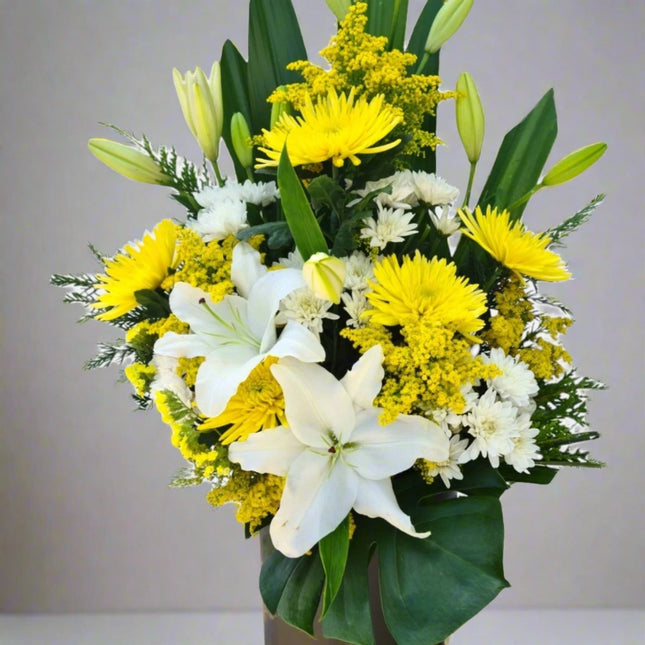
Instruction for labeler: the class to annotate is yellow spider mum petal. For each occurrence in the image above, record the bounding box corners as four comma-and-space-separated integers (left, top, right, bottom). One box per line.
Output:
458, 206, 571, 282
365, 251, 487, 339
93, 219, 179, 321
255, 88, 401, 169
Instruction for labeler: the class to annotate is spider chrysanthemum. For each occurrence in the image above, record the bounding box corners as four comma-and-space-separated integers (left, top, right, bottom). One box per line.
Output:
365, 251, 487, 340
255, 88, 401, 169
458, 206, 571, 282
93, 219, 178, 321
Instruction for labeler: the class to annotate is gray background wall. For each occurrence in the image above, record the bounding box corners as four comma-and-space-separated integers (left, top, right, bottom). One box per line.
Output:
1, 0, 643, 613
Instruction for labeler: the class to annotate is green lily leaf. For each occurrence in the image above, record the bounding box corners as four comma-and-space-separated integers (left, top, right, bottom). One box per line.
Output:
277, 145, 328, 260
497, 464, 558, 485
365, 0, 409, 51
379, 496, 509, 644
319, 515, 350, 618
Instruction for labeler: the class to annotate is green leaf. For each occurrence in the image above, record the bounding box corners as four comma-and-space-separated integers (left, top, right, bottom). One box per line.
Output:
319, 516, 350, 618
277, 145, 328, 260
322, 520, 377, 645
236, 221, 293, 250
221, 40, 253, 182
134, 289, 170, 318
546, 194, 605, 248
497, 464, 558, 485
260, 548, 301, 615
247, 0, 307, 133
365, 0, 409, 50
379, 496, 509, 644
307, 174, 346, 214
478, 89, 558, 219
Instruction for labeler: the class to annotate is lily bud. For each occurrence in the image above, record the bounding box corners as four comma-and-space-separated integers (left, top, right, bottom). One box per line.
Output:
231, 112, 253, 169
456, 72, 485, 164
541, 142, 607, 187
173, 62, 223, 162
270, 87, 292, 129
88, 138, 170, 184
325, 0, 352, 22
425, 0, 473, 54
302, 252, 346, 304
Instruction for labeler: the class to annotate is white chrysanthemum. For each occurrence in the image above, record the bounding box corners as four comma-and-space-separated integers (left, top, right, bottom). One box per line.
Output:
503, 413, 541, 473
277, 287, 339, 334
353, 171, 416, 209
235, 179, 279, 206
424, 435, 470, 488
428, 205, 462, 236
360, 204, 418, 250
275, 248, 304, 269
342, 290, 371, 328
460, 390, 518, 468
411, 172, 459, 207
150, 355, 193, 407
343, 251, 375, 291
187, 198, 248, 241
482, 348, 539, 409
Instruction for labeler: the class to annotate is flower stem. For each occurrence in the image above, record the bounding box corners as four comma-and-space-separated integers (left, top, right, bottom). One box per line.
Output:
462, 161, 477, 208
211, 158, 225, 187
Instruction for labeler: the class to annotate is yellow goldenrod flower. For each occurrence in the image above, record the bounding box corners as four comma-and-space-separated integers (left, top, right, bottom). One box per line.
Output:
200, 357, 286, 445
366, 251, 487, 340
230, 112, 253, 169
88, 138, 170, 185
173, 62, 223, 162
458, 206, 571, 282
425, 0, 473, 55
93, 219, 178, 321
456, 72, 485, 164
256, 88, 401, 169
302, 252, 346, 304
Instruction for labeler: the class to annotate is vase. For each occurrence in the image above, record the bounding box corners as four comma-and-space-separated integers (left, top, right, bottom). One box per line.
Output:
260, 528, 449, 645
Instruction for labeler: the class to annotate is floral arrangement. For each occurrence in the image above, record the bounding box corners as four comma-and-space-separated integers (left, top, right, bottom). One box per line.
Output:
52, 1, 606, 643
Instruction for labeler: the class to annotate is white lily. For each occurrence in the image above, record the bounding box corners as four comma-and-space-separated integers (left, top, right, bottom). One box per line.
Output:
153, 243, 325, 417
228, 346, 450, 558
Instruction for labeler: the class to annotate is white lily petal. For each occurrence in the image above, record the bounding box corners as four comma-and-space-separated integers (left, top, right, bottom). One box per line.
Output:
247, 268, 304, 341
231, 242, 267, 298
154, 331, 214, 359
346, 411, 449, 480
340, 344, 385, 410
270, 454, 358, 558
228, 426, 305, 476
354, 478, 430, 539
195, 354, 264, 417
271, 359, 355, 448
269, 321, 326, 363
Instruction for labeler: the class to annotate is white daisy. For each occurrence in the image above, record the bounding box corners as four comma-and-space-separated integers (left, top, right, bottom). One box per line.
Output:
353, 171, 416, 209
428, 205, 462, 236
459, 390, 518, 468
503, 413, 541, 473
410, 172, 459, 207
360, 204, 418, 250
342, 251, 375, 291
277, 287, 339, 334
187, 197, 248, 241
482, 348, 539, 409
424, 435, 470, 488
275, 248, 304, 270
234, 179, 279, 206
341, 290, 370, 328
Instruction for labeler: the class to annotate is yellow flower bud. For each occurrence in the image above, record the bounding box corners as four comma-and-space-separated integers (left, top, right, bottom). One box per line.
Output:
425, 0, 473, 54
325, 0, 352, 22
173, 62, 223, 162
541, 142, 607, 187
88, 138, 170, 184
302, 253, 346, 305
456, 72, 485, 164
231, 112, 253, 169
270, 87, 293, 129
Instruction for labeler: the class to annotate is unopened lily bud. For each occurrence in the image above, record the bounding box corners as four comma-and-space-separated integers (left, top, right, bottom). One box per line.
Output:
541, 142, 607, 187
425, 0, 473, 54
325, 0, 352, 22
270, 87, 292, 129
302, 252, 346, 304
231, 112, 253, 169
88, 138, 170, 184
173, 62, 223, 162
456, 72, 485, 164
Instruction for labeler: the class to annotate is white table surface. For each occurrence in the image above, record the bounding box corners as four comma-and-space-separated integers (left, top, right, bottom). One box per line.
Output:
1, 610, 643, 644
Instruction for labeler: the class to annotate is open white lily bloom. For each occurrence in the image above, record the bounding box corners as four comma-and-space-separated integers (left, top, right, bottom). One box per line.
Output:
228, 346, 450, 558
153, 243, 325, 417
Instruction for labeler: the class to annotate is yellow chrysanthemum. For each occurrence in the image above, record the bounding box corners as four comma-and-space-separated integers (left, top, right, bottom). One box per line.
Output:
93, 219, 178, 320
256, 88, 401, 169
200, 357, 286, 445
365, 251, 487, 340
458, 206, 571, 282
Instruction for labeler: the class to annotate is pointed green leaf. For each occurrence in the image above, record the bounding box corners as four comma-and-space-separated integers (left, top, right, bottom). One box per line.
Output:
260, 548, 301, 615
319, 516, 350, 618
379, 496, 509, 644
277, 146, 328, 260
497, 464, 558, 485
248, 0, 307, 133
365, 0, 409, 50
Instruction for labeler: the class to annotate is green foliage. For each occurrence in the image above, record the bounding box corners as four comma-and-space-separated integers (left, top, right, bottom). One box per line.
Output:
319, 515, 350, 618
169, 466, 206, 488
83, 339, 136, 370
547, 194, 605, 248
